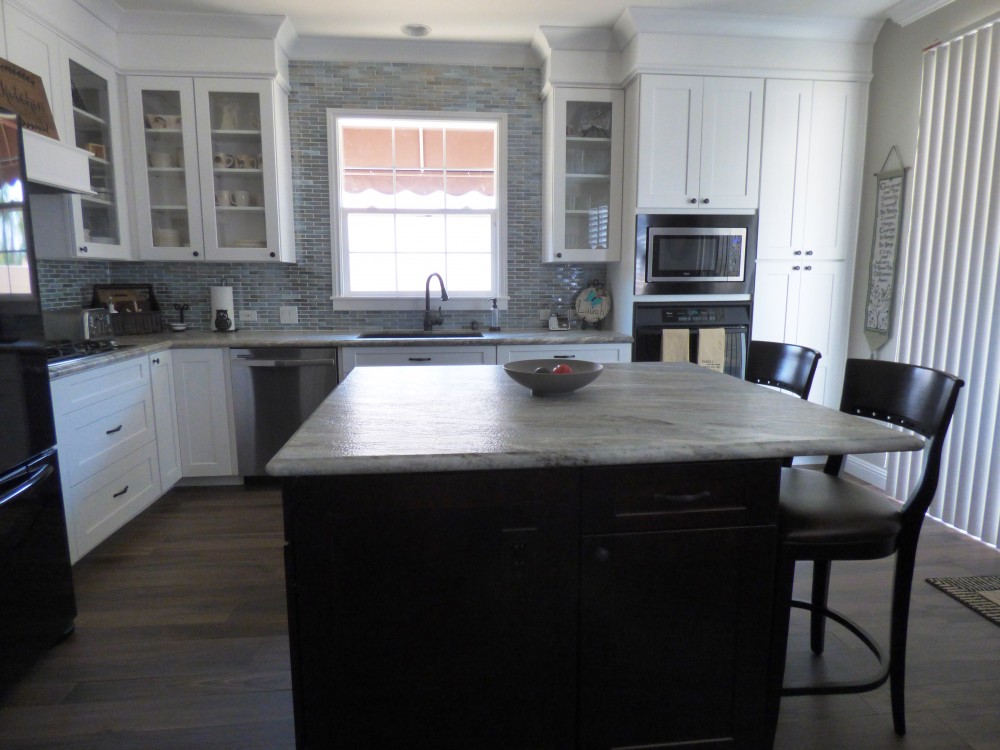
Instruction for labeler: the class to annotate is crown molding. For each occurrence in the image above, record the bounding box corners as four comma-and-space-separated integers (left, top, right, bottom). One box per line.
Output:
614, 7, 883, 47
886, 0, 957, 27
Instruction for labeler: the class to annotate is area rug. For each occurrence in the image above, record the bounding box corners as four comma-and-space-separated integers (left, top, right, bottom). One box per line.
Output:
926, 576, 1000, 627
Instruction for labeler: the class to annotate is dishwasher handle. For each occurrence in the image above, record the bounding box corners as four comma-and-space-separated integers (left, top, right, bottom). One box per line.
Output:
233, 358, 337, 368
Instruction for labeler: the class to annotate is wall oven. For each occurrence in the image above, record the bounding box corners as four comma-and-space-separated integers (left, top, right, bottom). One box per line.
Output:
632, 301, 751, 378
635, 213, 757, 296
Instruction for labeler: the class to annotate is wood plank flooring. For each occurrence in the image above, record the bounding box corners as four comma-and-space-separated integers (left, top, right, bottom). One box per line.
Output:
1, 482, 998, 749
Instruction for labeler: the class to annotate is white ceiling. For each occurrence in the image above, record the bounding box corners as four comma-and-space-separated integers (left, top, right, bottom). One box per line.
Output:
110, 0, 908, 45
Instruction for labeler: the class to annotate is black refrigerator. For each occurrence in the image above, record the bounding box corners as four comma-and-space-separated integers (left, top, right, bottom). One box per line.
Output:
0, 109, 77, 697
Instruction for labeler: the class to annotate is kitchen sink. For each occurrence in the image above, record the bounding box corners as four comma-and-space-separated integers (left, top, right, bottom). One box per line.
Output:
357, 330, 485, 339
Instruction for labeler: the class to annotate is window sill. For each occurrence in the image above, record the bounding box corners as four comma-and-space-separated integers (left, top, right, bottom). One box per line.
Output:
330, 296, 506, 312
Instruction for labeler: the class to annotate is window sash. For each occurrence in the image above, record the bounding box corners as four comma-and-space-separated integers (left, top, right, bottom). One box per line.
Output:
329, 111, 505, 303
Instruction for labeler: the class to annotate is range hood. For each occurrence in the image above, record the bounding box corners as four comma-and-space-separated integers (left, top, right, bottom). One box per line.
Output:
22, 130, 93, 194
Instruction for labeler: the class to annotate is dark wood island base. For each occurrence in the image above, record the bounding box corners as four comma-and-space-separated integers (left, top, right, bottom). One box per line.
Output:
282, 459, 781, 749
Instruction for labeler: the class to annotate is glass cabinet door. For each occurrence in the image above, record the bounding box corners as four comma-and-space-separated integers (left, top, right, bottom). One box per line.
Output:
69, 59, 122, 250
197, 81, 274, 258
545, 88, 623, 263
128, 78, 202, 260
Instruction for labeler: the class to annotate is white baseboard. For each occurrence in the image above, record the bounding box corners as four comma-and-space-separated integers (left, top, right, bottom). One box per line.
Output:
844, 456, 887, 490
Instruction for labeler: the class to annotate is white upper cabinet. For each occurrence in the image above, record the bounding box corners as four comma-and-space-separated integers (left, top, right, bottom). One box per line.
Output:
543, 87, 624, 263
757, 80, 865, 260
126, 76, 293, 262
3, 6, 66, 133
636, 75, 763, 211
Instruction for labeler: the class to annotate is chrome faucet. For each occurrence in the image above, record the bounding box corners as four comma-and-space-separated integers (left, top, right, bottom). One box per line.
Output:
423, 273, 449, 331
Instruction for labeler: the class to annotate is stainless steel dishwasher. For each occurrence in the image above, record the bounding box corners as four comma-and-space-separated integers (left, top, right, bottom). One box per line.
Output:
230, 348, 339, 476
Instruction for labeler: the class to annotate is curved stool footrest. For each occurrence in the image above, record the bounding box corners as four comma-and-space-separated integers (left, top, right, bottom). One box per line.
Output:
781, 599, 891, 696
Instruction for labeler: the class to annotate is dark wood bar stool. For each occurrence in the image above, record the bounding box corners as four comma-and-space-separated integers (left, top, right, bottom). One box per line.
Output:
746, 341, 822, 468
745, 340, 822, 400
767, 358, 964, 738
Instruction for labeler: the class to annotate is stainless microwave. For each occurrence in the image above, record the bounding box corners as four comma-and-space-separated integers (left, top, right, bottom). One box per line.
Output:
635, 214, 757, 296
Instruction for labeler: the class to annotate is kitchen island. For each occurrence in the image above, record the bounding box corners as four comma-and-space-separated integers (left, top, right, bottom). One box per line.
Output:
268, 362, 923, 749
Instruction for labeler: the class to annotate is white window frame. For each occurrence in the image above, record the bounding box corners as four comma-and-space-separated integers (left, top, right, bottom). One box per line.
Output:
328, 109, 508, 311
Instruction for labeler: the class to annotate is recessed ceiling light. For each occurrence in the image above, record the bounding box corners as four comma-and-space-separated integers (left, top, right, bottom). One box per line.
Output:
401, 23, 431, 38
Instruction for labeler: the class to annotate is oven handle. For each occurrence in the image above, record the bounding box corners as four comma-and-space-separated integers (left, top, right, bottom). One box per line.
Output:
0, 463, 55, 510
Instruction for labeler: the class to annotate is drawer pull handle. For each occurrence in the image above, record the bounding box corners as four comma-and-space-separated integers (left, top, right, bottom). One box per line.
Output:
106, 424, 123, 435
408, 357, 432, 362
553, 354, 576, 359
112, 485, 129, 498
652, 490, 712, 504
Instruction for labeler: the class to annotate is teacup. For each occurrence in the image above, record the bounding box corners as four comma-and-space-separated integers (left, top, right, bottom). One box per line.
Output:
145, 114, 167, 129
213, 152, 235, 168
233, 190, 251, 207
215, 190, 233, 206
235, 154, 258, 169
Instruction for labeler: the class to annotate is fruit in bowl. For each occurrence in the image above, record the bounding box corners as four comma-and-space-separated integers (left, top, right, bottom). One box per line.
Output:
503, 359, 602, 396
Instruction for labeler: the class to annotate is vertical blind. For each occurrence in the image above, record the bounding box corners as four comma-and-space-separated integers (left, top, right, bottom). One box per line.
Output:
889, 17, 1000, 547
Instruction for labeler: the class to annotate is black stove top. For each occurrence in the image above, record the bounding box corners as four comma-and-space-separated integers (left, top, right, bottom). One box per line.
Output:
45, 339, 123, 364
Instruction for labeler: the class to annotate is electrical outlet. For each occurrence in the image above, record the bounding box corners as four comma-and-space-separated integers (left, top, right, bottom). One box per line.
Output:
239, 310, 258, 322
279, 305, 299, 324
538, 308, 550, 321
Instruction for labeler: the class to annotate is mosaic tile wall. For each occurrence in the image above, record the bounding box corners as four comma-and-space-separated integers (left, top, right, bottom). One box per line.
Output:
37, 61, 607, 331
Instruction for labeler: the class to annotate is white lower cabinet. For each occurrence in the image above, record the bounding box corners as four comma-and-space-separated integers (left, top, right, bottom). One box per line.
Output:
51, 356, 161, 563
339, 345, 497, 380
171, 348, 237, 477
496, 343, 631, 364
151, 351, 182, 491
752, 259, 850, 409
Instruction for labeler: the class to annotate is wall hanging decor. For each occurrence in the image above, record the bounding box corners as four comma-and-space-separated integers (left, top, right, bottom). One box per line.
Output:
864, 146, 907, 354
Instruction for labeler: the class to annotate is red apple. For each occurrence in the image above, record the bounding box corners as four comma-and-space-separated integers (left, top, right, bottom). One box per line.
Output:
551, 363, 574, 374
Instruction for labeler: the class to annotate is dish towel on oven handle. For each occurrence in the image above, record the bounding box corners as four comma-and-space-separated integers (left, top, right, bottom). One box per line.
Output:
697, 328, 726, 373
660, 329, 690, 363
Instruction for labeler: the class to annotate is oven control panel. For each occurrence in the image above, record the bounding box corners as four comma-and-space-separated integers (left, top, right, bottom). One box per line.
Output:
659, 308, 727, 324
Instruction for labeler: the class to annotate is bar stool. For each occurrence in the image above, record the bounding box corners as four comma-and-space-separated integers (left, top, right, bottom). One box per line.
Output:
745, 340, 822, 400
768, 358, 964, 737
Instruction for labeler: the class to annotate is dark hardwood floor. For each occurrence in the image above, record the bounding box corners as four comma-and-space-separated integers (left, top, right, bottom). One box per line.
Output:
1, 482, 998, 749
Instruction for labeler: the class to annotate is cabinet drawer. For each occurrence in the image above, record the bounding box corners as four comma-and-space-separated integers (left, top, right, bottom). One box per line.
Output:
497, 343, 630, 363
50, 355, 150, 414
581, 460, 779, 534
68, 441, 160, 561
341, 345, 496, 377
58, 385, 156, 487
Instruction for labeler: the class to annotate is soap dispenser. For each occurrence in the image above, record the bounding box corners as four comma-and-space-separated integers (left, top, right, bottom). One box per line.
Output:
489, 298, 501, 331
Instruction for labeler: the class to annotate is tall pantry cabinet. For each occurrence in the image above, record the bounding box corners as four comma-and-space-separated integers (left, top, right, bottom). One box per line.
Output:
752, 79, 867, 409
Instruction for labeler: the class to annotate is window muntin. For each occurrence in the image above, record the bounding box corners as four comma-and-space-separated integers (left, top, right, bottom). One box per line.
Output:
332, 114, 502, 300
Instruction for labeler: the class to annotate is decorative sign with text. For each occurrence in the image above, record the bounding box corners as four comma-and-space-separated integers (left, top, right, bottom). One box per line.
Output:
0, 57, 59, 140
864, 148, 907, 353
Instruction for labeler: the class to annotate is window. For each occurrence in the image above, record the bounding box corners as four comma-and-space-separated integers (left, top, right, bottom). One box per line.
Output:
329, 111, 505, 308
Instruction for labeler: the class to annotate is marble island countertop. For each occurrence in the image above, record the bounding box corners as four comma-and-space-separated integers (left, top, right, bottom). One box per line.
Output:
267, 362, 924, 477
47, 328, 630, 379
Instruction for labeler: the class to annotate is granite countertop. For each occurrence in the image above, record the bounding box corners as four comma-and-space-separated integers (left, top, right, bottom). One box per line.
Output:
47, 328, 631, 379
267, 362, 924, 477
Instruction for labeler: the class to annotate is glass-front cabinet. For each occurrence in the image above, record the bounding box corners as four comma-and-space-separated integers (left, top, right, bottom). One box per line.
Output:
65, 51, 131, 260
127, 76, 292, 262
543, 88, 623, 263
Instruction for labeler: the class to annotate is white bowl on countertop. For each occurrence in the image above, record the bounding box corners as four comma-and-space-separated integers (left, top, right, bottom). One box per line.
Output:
169, 323, 188, 332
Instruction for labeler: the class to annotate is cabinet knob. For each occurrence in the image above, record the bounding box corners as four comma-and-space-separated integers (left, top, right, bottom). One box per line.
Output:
793, 250, 802, 256
804, 265, 813, 271
269, 251, 276, 258
805, 250, 814, 256
792, 265, 801, 271
79, 246, 89, 254
555, 252, 563, 258
701, 198, 710, 204
152, 357, 160, 365
689, 198, 697, 204
192, 251, 199, 257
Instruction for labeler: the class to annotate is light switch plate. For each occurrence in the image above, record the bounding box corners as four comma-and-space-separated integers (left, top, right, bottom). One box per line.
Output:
279, 306, 299, 324
239, 310, 258, 322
